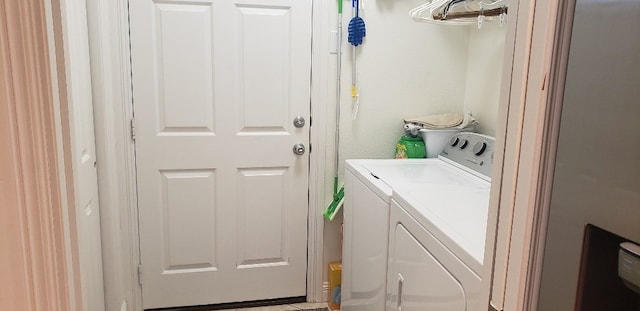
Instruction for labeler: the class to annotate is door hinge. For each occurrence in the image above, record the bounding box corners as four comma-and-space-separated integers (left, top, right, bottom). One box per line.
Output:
137, 265, 143, 285
130, 119, 136, 141
309, 143, 312, 153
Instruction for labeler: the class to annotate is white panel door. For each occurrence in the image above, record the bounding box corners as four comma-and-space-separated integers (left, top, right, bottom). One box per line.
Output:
129, 0, 312, 308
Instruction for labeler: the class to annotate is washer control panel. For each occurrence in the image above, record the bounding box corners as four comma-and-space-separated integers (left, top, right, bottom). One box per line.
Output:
441, 132, 495, 180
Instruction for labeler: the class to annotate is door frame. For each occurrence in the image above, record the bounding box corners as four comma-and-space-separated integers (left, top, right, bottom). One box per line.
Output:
471, 0, 570, 309
500, 0, 577, 310
488, 0, 575, 310
44, 0, 109, 309
87, 0, 330, 310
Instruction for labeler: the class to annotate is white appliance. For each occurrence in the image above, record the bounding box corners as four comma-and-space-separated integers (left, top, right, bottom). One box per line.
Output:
342, 132, 494, 311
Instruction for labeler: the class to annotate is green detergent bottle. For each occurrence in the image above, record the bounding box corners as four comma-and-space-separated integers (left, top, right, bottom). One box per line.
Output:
395, 136, 426, 159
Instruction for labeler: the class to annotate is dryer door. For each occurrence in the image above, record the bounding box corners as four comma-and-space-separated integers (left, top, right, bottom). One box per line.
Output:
387, 201, 470, 311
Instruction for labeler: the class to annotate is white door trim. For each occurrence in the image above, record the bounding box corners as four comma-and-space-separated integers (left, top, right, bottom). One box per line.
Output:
89, 0, 330, 309
45, 0, 106, 309
486, 0, 573, 310
86, 0, 141, 310
308, 0, 330, 303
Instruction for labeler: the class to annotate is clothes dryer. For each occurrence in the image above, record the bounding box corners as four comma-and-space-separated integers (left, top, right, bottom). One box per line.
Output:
342, 133, 494, 311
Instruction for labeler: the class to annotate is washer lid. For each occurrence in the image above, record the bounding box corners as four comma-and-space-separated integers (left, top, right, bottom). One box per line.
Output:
346, 159, 445, 202
392, 180, 490, 275
355, 159, 476, 187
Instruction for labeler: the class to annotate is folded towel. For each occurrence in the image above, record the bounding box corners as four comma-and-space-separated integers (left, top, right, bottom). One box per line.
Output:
457, 111, 479, 130
404, 111, 479, 131
404, 112, 464, 129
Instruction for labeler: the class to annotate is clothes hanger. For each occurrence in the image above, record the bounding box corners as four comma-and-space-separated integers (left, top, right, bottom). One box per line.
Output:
411, 0, 475, 25
434, 6, 507, 20
430, 0, 508, 26
410, 0, 449, 20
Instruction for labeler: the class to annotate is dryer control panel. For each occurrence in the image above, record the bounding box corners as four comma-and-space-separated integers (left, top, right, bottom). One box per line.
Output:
440, 132, 495, 180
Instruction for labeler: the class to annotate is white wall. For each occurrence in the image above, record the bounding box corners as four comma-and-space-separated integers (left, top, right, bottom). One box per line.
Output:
463, 23, 506, 136
320, 0, 507, 297
321, 0, 471, 291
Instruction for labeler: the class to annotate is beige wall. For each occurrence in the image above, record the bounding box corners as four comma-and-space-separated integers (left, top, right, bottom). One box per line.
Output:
537, 1, 640, 308
0, 0, 75, 310
0, 60, 30, 311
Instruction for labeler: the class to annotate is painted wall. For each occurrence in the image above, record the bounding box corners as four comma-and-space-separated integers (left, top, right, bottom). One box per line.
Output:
463, 24, 506, 136
321, 0, 506, 294
335, 1, 470, 163
537, 1, 640, 308
321, 0, 470, 287
0, 1, 76, 309
0, 77, 30, 311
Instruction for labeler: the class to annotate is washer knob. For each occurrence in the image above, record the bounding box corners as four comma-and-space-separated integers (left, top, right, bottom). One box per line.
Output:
459, 139, 468, 149
449, 137, 459, 147
472, 142, 487, 156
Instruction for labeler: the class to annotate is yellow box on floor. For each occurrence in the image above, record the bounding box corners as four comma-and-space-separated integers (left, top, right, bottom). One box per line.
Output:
328, 262, 342, 311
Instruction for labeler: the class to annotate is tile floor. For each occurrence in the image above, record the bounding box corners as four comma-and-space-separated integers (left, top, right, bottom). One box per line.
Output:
217, 302, 329, 311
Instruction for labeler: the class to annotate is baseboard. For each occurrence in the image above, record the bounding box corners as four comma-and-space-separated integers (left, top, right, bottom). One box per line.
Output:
322, 281, 329, 302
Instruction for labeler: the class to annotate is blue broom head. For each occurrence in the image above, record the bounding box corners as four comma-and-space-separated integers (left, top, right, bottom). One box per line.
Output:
348, 16, 366, 46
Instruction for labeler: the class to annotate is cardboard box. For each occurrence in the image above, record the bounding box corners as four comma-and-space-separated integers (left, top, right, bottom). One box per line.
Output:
328, 262, 342, 310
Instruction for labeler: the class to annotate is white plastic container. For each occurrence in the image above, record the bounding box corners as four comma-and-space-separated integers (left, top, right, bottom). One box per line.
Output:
419, 128, 463, 158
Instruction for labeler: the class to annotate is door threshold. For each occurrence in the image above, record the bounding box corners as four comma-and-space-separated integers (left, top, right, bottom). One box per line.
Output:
147, 296, 307, 311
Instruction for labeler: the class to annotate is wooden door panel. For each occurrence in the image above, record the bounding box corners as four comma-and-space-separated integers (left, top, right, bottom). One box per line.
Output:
153, 2, 216, 135
160, 169, 218, 272
130, 0, 311, 308
236, 167, 290, 266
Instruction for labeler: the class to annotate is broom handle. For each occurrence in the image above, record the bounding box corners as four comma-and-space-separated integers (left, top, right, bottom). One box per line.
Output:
351, 0, 356, 86
335, 1, 342, 185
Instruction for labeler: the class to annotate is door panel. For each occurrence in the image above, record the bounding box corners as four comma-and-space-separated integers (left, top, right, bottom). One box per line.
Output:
161, 169, 217, 272
236, 167, 289, 266
154, 2, 215, 134
237, 5, 291, 132
130, 0, 311, 308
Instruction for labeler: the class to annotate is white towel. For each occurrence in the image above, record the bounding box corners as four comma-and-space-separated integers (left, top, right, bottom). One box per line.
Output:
404, 112, 464, 129
404, 112, 478, 131
456, 112, 479, 130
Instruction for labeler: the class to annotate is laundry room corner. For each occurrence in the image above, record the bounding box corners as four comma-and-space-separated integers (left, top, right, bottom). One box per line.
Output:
321, 0, 506, 297
462, 24, 506, 136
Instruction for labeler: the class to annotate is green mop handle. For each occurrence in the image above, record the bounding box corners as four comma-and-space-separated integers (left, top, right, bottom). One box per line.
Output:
338, 0, 343, 14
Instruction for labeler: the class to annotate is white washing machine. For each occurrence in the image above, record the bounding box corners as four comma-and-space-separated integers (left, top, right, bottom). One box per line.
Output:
342, 133, 494, 311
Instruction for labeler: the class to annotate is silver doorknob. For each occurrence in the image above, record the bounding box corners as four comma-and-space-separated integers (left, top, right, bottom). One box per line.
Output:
293, 143, 306, 155
293, 116, 306, 128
